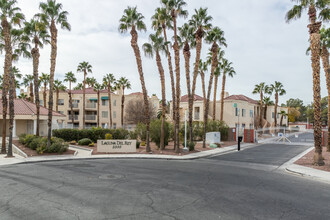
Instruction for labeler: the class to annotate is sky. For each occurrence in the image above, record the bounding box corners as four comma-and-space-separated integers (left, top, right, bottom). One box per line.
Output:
8, 0, 328, 106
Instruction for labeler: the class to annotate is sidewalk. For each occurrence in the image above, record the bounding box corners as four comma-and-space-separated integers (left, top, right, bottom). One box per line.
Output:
0, 142, 255, 166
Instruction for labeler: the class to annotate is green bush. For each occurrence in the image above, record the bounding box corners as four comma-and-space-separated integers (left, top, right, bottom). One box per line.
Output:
150, 119, 170, 147
141, 141, 146, 146
52, 129, 79, 142
128, 131, 137, 139
111, 128, 129, 140
29, 137, 46, 150
78, 138, 93, 146
21, 135, 67, 154
18, 134, 27, 144
36, 145, 47, 154
24, 135, 36, 147
136, 141, 140, 149
48, 142, 68, 154
89, 142, 95, 147
135, 123, 147, 141
105, 133, 113, 140
182, 141, 196, 151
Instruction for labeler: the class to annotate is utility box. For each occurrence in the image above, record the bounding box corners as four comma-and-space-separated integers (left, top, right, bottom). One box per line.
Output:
206, 132, 221, 144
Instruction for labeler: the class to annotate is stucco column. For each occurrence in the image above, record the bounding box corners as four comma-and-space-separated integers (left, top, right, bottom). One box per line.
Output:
13, 119, 17, 138
33, 119, 37, 135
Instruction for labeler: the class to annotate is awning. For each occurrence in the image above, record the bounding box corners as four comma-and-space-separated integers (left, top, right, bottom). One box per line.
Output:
89, 98, 98, 101
101, 96, 109, 100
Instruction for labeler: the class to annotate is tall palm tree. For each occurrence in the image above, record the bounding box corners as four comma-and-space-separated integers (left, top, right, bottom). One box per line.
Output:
162, 0, 188, 153
190, 8, 213, 133
143, 33, 167, 150
103, 73, 116, 129
119, 6, 151, 152
23, 18, 50, 136
151, 7, 176, 141
116, 77, 131, 129
74, 83, 83, 90
11, 66, 22, 98
18, 93, 27, 100
22, 74, 34, 102
77, 61, 92, 129
263, 96, 274, 120
39, 72, 49, 108
86, 76, 96, 87
38, 0, 71, 148
252, 82, 268, 128
268, 81, 286, 127
0, 0, 25, 155
64, 71, 77, 125
211, 51, 225, 121
178, 22, 194, 142
53, 79, 66, 112
93, 82, 104, 128
198, 59, 208, 105
219, 59, 236, 121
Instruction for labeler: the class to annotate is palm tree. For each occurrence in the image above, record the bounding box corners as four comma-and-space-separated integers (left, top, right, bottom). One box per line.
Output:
143, 33, 167, 150
116, 77, 131, 129
178, 22, 194, 142
77, 61, 92, 129
23, 18, 50, 136
38, 0, 71, 148
151, 7, 176, 141
22, 74, 34, 102
86, 76, 96, 87
279, 110, 288, 127
12, 66, 22, 98
190, 8, 213, 132
268, 81, 286, 127
212, 50, 225, 121
74, 83, 83, 90
18, 93, 27, 100
219, 59, 236, 121
39, 73, 49, 108
103, 73, 116, 129
198, 59, 208, 105
93, 82, 104, 128
64, 71, 77, 125
252, 82, 268, 128
53, 79, 66, 112
263, 96, 274, 120
119, 6, 151, 152
0, 0, 25, 155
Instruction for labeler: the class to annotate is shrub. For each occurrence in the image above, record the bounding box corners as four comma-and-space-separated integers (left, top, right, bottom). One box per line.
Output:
48, 142, 68, 154
112, 128, 129, 140
135, 123, 147, 141
105, 133, 113, 140
29, 137, 46, 150
150, 119, 170, 147
69, 140, 77, 145
89, 142, 95, 147
182, 141, 196, 151
24, 135, 36, 147
18, 134, 27, 144
128, 131, 137, 139
141, 141, 146, 146
78, 138, 93, 146
136, 141, 140, 149
52, 129, 79, 142
36, 145, 47, 154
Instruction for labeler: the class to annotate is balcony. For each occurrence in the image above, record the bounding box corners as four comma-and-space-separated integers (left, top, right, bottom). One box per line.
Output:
86, 103, 97, 109
85, 115, 96, 121
70, 103, 79, 108
68, 115, 79, 121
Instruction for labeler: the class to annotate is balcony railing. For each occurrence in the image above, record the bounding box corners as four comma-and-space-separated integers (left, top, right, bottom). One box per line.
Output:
85, 115, 96, 120
68, 115, 79, 120
194, 115, 200, 120
86, 103, 97, 109
70, 103, 79, 108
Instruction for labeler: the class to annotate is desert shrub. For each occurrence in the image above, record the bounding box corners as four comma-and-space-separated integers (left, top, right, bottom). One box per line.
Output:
105, 133, 113, 140
112, 128, 129, 140
36, 145, 47, 154
18, 134, 27, 144
24, 135, 37, 147
69, 140, 77, 145
135, 123, 147, 141
136, 141, 140, 149
28, 137, 46, 150
182, 141, 196, 151
89, 142, 95, 147
141, 141, 146, 146
128, 131, 137, 139
78, 138, 93, 146
48, 142, 68, 154
150, 119, 170, 147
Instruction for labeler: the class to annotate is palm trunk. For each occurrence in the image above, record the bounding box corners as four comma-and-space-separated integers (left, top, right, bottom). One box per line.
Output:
47, 20, 58, 148
212, 74, 219, 121
274, 93, 279, 126
97, 90, 100, 127
8, 66, 14, 157
162, 26, 176, 148
32, 40, 40, 136
308, 6, 324, 165
69, 81, 74, 126
43, 82, 47, 108
56, 89, 59, 112
121, 88, 125, 128
203, 43, 218, 148
172, 13, 181, 153
183, 42, 193, 143
220, 73, 226, 121
264, 104, 267, 120
280, 115, 283, 127
108, 86, 113, 129
83, 71, 86, 129
321, 45, 330, 152
1, 18, 12, 154
259, 92, 263, 128
29, 83, 34, 103
130, 25, 150, 152
156, 51, 166, 150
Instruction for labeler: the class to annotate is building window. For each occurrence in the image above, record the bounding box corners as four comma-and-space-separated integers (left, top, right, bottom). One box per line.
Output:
235, 108, 239, 116
249, 124, 253, 129
113, 123, 117, 129
113, 111, 116, 118
113, 99, 116, 106
272, 112, 275, 119
102, 111, 108, 118
102, 99, 109, 106
102, 123, 106, 128
242, 123, 246, 129
250, 110, 253, 118
58, 99, 64, 106
242, 109, 246, 117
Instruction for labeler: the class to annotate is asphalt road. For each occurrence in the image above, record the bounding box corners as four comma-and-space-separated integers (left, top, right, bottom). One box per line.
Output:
0, 144, 329, 220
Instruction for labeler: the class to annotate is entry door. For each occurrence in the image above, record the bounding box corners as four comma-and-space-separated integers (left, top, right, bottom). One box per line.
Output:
26, 121, 34, 134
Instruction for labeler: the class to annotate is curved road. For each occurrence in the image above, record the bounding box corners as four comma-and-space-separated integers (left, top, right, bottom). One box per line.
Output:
0, 144, 329, 220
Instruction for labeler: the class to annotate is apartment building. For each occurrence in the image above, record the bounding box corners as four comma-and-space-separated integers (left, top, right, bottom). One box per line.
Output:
23, 88, 160, 130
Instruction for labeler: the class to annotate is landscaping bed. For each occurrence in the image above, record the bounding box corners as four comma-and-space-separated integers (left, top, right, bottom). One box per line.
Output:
295, 147, 330, 172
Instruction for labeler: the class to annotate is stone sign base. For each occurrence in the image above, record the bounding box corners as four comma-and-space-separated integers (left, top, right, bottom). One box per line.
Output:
97, 140, 136, 153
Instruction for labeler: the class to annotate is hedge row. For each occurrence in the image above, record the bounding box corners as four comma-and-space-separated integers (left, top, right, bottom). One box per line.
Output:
52, 127, 130, 142
19, 134, 68, 154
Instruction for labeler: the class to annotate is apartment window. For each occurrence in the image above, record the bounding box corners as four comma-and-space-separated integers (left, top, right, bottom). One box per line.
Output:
242, 123, 246, 129
272, 112, 275, 119
102, 99, 109, 106
58, 99, 64, 106
250, 110, 253, 118
102, 111, 108, 118
113, 123, 117, 129
113, 111, 116, 119
102, 123, 106, 128
242, 109, 246, 117
235, 108, 239, 116
249, 124, 253, 129
235, 123, 239, 130
113, 100, 116, 106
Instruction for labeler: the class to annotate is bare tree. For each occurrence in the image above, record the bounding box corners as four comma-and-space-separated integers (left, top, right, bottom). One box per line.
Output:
125, 99, 156, 125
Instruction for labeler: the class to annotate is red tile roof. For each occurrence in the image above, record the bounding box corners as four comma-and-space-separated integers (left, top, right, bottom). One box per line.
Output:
224, 95, 259, 105
180, 94, 204, 102
128, 92, 143, 96
0, 99, 65, 117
